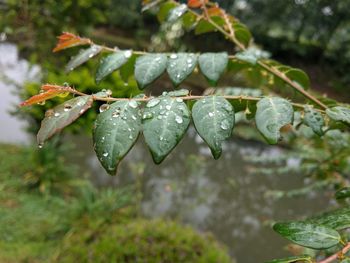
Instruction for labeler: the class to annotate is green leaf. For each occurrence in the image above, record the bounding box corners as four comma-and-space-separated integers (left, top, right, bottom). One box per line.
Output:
135, 54, 167, 89
233, 22, 252, 48
167, 4, 188, 22
335, 187, 350, 200
192, 97, 235, 159
255, 97, 294, 144
65, 45, 102, 73
198, 52, 228, 85
95, 50, 132, 84
273, 221, 341, 249
326, 106, 350, 125
143, 96, 190, 164
37, 95, 93, 146
120, 54, 137, 82
285, 68, 310, 90
194, 16, 225, 35
303, 106, 324, 136
181, 12, 197, 30
157, 2, 177, 22
167, 89, 189, 97
308, 207, 350, 230
167, 53, 197, 86
93, 100, 142, 175
235, 47, 270, 65
340, 259, 350, 263
264, 255, 313, 263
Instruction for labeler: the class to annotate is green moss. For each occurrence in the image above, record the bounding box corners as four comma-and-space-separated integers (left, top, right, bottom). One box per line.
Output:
56, 219, 232, 263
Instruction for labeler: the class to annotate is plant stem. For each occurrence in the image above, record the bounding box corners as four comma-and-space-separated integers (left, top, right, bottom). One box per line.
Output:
318, 242, 350, 263
168, 0, 328, 109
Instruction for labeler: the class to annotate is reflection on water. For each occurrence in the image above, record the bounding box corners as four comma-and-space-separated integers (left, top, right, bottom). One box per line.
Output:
0, 43, 41, 144
70, 127, 330, 262
0, 42, 330, 262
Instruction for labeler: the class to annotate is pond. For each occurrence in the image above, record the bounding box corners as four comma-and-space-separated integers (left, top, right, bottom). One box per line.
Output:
0, 42, 330, 262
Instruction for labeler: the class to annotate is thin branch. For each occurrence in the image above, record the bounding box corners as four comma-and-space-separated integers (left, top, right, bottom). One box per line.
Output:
167, 0, 328, 109
318, 242, 350, 263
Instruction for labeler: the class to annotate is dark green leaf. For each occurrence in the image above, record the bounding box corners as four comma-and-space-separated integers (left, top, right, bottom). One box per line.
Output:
192, 96, 235, 159
93, 100, 141, 175
326, 106, 350, 125
265, 255, 313, 263
65, 45, 102, 73
37, 95, 93, 146
120, 53, 137, 82
181, 12, 197, 30
285, 68, 310, 90
233, 22, 252, 48
95, 50, 132, 84
335, 187, 350, 200
143, 96, 190, 164
198, 52, 228, 85
303, 106, 324, 136
167, 4, 188, 22
135, 54, 167, 89
273, 221, 341, 249
157, 2, 177, 22
195, 19, 216, 34
255, 97, 294, 144
167, 53, 197, 86
308, 207, 350, 230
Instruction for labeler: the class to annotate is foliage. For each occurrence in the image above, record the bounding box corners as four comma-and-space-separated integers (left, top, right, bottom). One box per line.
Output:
55, 218, 232, 263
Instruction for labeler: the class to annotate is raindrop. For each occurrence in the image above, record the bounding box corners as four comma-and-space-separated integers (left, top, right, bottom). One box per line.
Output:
142, 112, 153, 120
157, 116, 163, 120
176, 98, 183, 103
147, 99, 160, 108
103, 152, 109, 157
159, 136, 164, 141
162, 91, 168, 96
38, 143, 43, 149
131, 115, 137, 120
112, 110, 120, 118
124, 50, 133, 58
208, 112, 214, 117
175, 115, 183, 124
106, 89, 113, 96
128, 135, 133, 139
170, 54, 178, 59
54, 112, 60, 117
122, 116, 127, 120
128, 100, 138, 109
165, 105, 171, 110
99, 104, 110, 113
220, 120, 230, 130
186, 58, 192, 63
64, 104, 72, 111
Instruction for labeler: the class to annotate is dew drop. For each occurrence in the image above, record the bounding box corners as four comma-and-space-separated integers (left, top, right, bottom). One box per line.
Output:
165, 105, 171, 110
128, 135, 133, 139
103, 152, 109, 157
175, 115, 183, 124
64, 104, 72, 112
124, 50, 132, 58
147, 99, 160, 108
112, 110, 120, 118
54, 112, 60, 117
38, 143, 43, 149
142, 112, 153, 120
131, 115, 137, 120
157, 115, 163, 120
99, 104, 110, 113
208, 112, 214, 117
176, 98, 183, 103
159, 136, 164, 141
128, 100, 138, 109
220, 120, 230, 130
170, 54, 178, 59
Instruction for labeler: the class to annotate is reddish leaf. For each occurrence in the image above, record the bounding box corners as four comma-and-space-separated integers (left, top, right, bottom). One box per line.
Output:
53, 32, 91, 53
207, 6, 224, 17
20, 85, 74, 107
187, 0, 208, 8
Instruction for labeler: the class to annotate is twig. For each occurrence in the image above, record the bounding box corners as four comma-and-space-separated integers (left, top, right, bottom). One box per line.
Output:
318, 242, 350, 263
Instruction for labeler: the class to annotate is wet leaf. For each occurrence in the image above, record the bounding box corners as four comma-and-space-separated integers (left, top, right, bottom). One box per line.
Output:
326, 106, 350, 125
308, 207, 350, 230
335, 187, 350, 200
198, 52, 228, 85
192, 96, 234, 159
135, 54, 167, 89
166, 53, 197, 86
37, 95, 93, 146
65, 45, 102, 73
20, 86, 73, 107
95, 50, 132, 84
167, 4, 188, 22
187, 0, 208, 8
167, 89, 189, 97
303, 106, 324, 136
264, 255, 314, 263
143, 96, 190, 164
93, 100, 141, 175
235, 47, 269, 65
273, 221, 341, 249
255, 97, 293, 144
53, 32, 91, 52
